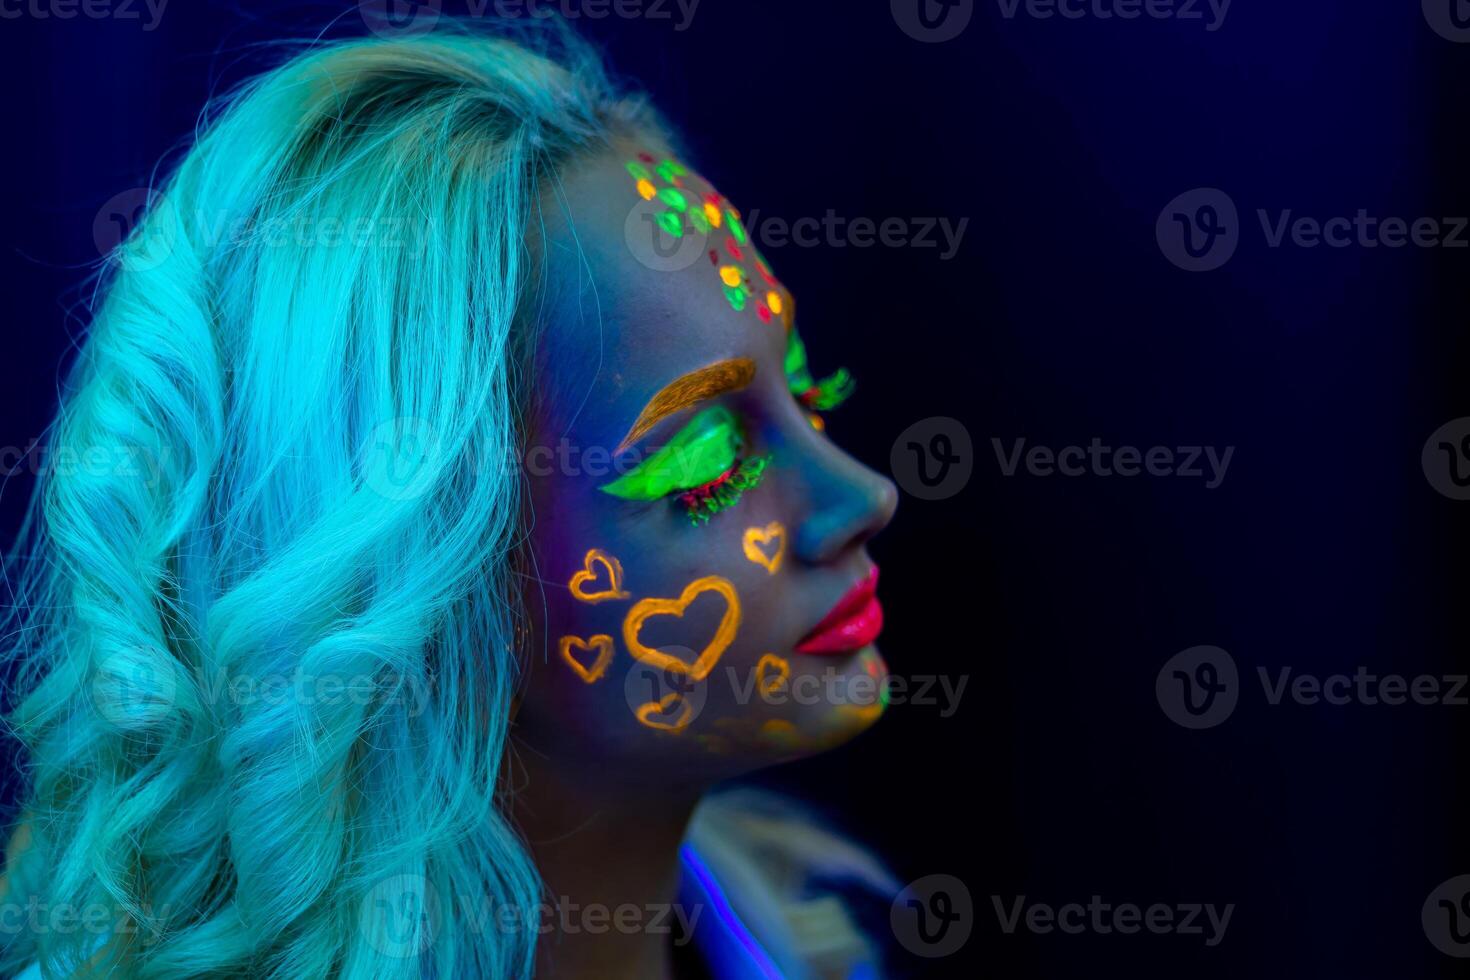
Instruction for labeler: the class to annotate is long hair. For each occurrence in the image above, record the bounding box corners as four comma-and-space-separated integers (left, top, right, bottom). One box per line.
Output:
0, 25, 659, 979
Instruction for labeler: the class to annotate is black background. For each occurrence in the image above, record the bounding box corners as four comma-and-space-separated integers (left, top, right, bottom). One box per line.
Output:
1, 1, 1466, 975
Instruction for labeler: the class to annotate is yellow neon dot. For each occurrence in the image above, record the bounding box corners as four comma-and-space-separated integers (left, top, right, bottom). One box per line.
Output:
636, 179, 657, 201
808, 412, 825, 432
719, 265, 742, 288
766, 292, 784, 316
704, 202, 723, 227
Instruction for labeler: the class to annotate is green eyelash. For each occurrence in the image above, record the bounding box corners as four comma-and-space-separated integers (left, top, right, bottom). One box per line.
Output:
598, 405, 766, 523
784, 329, 854, 412
678, 454, 770, 525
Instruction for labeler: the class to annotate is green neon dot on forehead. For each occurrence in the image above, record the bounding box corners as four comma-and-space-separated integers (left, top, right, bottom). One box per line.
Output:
657, 211, 683, 238
658, 187, 689, 212
689, 208, 710, 234
724, 285, 747, 311
626, 160, 652, 181
656, 159, 685, 182
727, 211, 748, 245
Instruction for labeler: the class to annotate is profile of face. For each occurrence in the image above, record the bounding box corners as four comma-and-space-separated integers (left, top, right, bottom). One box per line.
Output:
513, 136, 898, 782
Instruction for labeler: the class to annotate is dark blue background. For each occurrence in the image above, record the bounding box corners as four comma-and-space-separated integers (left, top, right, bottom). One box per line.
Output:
1, 1, 1466, 975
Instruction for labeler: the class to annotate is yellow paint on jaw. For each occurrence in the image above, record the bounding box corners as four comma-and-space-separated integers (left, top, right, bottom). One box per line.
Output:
755, 653, 790, 696
635, 692, 694, 732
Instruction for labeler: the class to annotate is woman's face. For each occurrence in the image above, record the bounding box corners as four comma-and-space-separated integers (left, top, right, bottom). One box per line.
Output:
515, 137, 897, 782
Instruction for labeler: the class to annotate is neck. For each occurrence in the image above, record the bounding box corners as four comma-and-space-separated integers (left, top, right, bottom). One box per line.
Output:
512, 755, 709, 980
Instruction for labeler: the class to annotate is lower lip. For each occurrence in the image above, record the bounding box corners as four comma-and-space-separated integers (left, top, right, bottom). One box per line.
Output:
795, 596, 884, 656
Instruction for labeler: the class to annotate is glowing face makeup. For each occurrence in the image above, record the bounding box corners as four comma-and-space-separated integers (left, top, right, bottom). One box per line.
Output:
784, 328, 854, 412
614, 358, 755, 453
622, 575, 742, 682
514, 143, 898, 780
624, 153, 787, 321
755, 654, 790, 696
560, 634, 615, 684
741, 522, 786, 574
599, 404, 770, 525
568, 548, 631, 604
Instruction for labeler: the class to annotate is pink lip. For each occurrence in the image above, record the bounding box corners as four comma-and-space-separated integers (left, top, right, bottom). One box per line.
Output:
796, 567, 883, 655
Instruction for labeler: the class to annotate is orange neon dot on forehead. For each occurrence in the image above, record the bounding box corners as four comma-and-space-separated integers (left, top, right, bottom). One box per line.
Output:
719, 265, 743, 288
703, 201, 723, 228
766, 292, 784, 316
636, 178, 657, 201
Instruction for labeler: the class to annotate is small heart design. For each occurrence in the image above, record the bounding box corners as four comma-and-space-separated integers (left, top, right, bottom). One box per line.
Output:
569, 549, 630, 604
742, 522, 786, 575
559, 634, 614, 684
755, 653, 790, 696
622, 576, 741, 681
635, 692, 693, 732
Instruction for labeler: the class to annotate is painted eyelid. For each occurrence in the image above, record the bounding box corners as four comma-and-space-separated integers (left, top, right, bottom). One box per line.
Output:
598, 406, 741, 500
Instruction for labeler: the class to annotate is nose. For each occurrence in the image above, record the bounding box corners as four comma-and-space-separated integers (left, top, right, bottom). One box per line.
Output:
790, 433, 899, 566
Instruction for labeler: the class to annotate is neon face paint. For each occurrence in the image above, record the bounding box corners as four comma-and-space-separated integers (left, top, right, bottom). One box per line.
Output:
568, 548, 631, 603
622, 152, 786, 328
784, 328, 854, 411
613, 358, 756, 453
755, 654, 790, 696
635, 692, 694, 732
560, 634, 615, 684
622, 575, 742, 681
600, 405, 742, 501
741, 522, 786, 574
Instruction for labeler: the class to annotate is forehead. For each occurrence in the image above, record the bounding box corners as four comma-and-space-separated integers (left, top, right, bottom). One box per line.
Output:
528, 139, 792, 447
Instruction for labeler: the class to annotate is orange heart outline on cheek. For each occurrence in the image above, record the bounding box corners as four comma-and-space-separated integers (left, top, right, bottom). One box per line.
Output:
755, 653, 790, 696
569, 549, 631, 604
559, 634, 614, 684
635, 692, 694, 732
742, 522, 786, 575
622, 575, 741, 682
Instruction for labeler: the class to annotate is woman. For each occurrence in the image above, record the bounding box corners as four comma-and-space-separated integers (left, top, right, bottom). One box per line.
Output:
1, 24, 899, 979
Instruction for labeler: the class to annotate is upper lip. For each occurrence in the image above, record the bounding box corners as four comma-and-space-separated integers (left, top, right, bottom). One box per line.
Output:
796, 567, 882, 655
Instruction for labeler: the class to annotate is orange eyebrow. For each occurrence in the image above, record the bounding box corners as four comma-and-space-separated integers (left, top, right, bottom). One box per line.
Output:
616, 357, 756, 452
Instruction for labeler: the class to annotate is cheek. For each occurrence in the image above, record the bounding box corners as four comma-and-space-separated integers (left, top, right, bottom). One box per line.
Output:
522, 470, 869, 763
